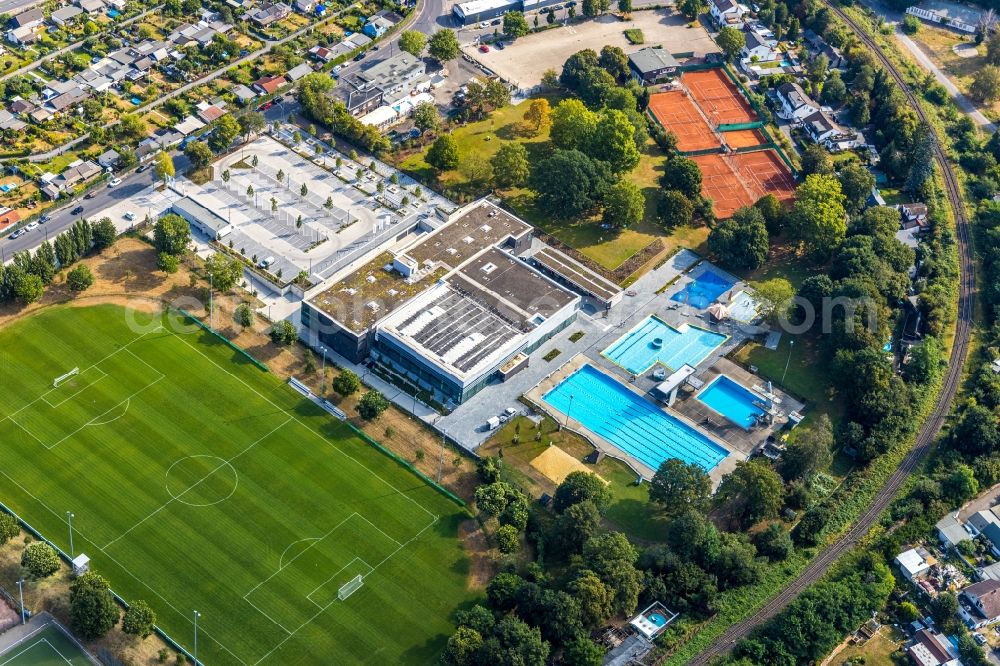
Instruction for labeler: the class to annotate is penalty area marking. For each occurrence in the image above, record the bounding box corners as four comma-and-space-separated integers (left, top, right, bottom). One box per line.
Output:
0, 639, 74, 666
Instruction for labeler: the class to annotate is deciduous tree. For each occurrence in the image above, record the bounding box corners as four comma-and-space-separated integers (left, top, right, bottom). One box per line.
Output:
70, 572, 119, 640
398, 30, 426, 57
601, 180, 644, 229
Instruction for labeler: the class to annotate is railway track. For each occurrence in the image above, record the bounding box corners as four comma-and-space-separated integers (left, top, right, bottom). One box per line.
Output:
686, 4, 976, 664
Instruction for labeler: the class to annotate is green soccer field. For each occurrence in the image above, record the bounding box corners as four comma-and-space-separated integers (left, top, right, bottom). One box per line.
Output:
0, 623, 94, 666
0, 305, 475, 665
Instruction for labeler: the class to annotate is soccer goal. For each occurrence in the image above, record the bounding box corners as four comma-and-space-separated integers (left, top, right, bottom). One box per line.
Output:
337, 575, 364, 601
52, 368, 79, 388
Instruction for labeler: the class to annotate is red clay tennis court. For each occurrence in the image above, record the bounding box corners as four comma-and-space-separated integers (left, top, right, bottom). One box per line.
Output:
722, 128, 768, 149
692, 153, 755, 219
647, 90, 720, 153
732, 150, 797, 203
684, 69, 757, 125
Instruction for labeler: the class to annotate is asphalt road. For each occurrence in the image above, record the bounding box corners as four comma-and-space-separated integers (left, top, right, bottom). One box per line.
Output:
0, 153, 191, 260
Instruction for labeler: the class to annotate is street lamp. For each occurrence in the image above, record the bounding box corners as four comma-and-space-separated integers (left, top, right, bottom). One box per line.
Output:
438, 429, 446, 483
193, 611, 201, 666
66, 512, 74, 558
208, 273, 214, 330
320, 346, 327, 377
16, 579, 24, 625
781, 339, 794, 384
564, 394, 574, 429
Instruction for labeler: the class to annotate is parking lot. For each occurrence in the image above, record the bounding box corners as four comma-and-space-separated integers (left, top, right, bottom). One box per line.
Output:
463, 9, 717, 88
180, 131, 453, 287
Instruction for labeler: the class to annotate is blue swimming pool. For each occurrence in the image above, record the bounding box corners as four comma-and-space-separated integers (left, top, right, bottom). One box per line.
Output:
543, 365, 728, 472
697, 375, 765, 430
603, 315, 727, 375
671, 270, 736, 309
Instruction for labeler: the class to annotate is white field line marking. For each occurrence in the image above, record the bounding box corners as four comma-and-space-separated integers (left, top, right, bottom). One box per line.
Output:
41, 367, 108, 408
249, 516, 440, 666
0, 638, 71, 666
3, 326, 163, 421
277, 537, 321, 570
305, 557, 374, 608
11, 376, 165, 451
171, 331, 439, 523
103, 417, 291, 549
0, 469, 249, 666
243, 513, 358, 599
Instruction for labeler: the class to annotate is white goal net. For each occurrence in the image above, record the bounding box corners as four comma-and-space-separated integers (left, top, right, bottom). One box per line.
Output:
53, 368, 80, 388
338, 575, 363, 601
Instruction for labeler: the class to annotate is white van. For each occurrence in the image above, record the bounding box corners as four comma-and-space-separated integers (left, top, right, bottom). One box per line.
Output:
257, 256, 275, 269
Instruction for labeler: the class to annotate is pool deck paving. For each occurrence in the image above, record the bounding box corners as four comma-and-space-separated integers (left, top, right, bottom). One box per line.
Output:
670, 358, 804, 458
523, 354, 744, 488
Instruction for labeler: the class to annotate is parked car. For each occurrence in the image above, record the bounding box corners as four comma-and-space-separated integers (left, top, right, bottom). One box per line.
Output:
71, 206, 84, 215
25, 221, 39, 231
479, 20, 489, 27
38, 215, 49, 224
257, 101, 274, 111
108, 177, 122, 187
136, 164, 149, 173
8, 228, 24, 239
84, 191, 96, 199
479, 44, 490, 53
496, 42, 505, 50
353, 52, 366, 61
123, 211, 136, 221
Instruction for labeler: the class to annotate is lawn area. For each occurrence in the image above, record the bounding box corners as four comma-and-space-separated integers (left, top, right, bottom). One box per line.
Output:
829, 626, 905, 666
0, 305, 475, 666
480, 416, 669, 542
730, 332, 843, 426
905, 25, 998, 117
396, 98, 710, 272
0, 623, 95, 665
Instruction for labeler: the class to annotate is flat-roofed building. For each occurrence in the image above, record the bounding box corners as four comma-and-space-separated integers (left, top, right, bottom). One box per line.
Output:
452, 0, 517, 24
301, 200, 579, 405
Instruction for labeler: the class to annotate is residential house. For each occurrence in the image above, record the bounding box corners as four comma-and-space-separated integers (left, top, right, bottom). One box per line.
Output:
0, 209, 21, 228
51, 5, 84, 25
967, 508, 1000, 535
96, 148, 121, 169
0, 110, 26, 132
198, 105, 226, 123
741, 25, 780, 64
9, 8, 44, 30
6, 25, 40, 45
308, 45, 334, 62
895, 548, 932, 582
709, 0, 749, 28
77, 0, 107, 14
775, 82, 818, 121
935, 513, 972, 551
960, 579, 1000, 629
249, 2, 291, 26
253, 74, 285, 95
899, 203, 929, 230
907, 628, 960, 666
174, 115, 206, 135
230, 84, 257, 104
802, 110, 859, 152
362, 10, 401, 38
627, 47, 678, 85
293, 0, 314, 12
41, 159, 102, 198
285, 62, 313, 82
332, 32, 371, 58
